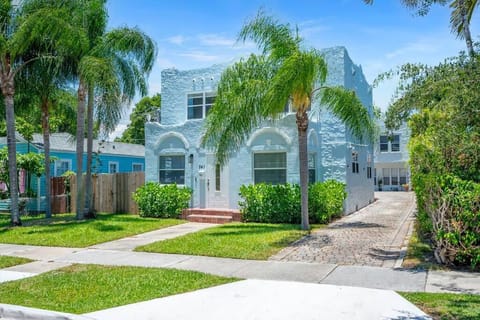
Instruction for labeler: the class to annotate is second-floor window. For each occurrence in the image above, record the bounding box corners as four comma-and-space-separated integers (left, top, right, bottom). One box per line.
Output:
379, 134, 400, 152
187, 92, 216, 119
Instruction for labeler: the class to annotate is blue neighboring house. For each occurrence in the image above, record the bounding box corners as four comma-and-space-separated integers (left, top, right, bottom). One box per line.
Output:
0, 132, 145, 211
145, 46, 375, 214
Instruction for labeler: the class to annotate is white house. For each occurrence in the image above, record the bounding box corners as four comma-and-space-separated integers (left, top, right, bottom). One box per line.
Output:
145, 46, 375, 215
374, 122, 411, 191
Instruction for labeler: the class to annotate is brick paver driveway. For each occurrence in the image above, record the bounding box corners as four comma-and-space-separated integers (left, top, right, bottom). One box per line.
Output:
270, 192, 416, 267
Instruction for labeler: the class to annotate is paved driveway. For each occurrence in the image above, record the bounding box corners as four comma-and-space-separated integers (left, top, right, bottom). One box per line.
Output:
270, 192, 416, 267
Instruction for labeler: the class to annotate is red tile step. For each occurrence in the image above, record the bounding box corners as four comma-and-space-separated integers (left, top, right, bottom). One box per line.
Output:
181, 208, 241, 224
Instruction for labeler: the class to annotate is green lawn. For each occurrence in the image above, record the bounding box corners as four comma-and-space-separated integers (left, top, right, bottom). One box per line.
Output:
0, 255, 32, 268
401, 292, 480, 320
0, 264, 237, 314
0, 213, 184, 247
136, 222, 308, 260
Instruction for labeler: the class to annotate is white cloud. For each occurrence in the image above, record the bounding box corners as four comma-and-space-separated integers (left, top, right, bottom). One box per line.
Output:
198, 34, 236, 47
156, 56, 175, 69
167, 35, 186, 45
179, 51, 220, 62
108, 124, 128, 141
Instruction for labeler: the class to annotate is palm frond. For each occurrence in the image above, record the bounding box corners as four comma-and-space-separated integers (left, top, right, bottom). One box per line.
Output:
319, 86, 375, 143
201, 54, 272, 166
238, 8, 299, 60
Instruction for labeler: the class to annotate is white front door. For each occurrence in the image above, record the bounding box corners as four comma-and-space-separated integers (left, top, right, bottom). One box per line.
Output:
205, 154, 229, 208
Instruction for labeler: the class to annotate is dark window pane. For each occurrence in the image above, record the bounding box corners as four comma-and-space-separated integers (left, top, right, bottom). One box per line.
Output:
159, 156, 185, 170
391, 134, 400, 152
159, 170, 185, 184
309, 169, 315, 184
188, 106, 203, 119
205, 95, 216, 104
188, 94, 203, 106
254, 153, 286, 168
254, 169, 286, 184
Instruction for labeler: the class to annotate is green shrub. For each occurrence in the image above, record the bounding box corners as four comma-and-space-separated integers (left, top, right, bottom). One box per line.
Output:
238, 180, 346, 224
413, 173, 480, 270
133, 182, 191, 218
309, 180, 347, 223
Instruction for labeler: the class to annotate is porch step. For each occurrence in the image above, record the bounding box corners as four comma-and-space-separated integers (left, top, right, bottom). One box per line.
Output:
186, 214, 233, 224
181, 208, 242, 224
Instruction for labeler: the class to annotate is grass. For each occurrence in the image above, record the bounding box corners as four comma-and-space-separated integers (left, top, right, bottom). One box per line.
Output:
0, 213, 184, 247
0, 264, 237, 314
136, 222, 308, 260
402, 221, 445, 270
0, 255, 32, 268
401, 292, 480, 320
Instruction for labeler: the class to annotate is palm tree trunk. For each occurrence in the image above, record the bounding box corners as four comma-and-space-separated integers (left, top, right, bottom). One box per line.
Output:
85, 84, 94, 217
41, 98, 52, 218
76, 80, 87, 220
458, 0, 475, 57
296, 110, 310, 230
1, 74, 21, 226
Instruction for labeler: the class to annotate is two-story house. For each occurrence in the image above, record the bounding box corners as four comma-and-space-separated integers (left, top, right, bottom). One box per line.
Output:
145, 46, 375, 214
374, 122, 410, 191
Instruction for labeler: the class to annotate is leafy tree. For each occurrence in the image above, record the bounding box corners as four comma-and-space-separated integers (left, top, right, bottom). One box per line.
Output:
116, 94, 161, 145
202, 10, 374, 230
364, 0, 478, 56
0, 0, 86, 225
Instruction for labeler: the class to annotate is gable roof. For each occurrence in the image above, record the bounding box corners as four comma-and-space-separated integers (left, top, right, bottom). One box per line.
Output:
31, 133, 144, 157
0, 132, 28, 145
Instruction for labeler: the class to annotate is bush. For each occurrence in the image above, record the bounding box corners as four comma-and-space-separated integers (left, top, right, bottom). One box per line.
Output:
133, 182, 191, 218
238, 180, 346, 224
414, 173, 480, 270
309, 180, 347, 223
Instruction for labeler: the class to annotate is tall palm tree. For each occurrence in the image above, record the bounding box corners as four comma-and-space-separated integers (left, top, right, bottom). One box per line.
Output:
202, 10, 374, 230
83, 27, 156, 215
0, 0, 86, 225
364, 0, 478, 56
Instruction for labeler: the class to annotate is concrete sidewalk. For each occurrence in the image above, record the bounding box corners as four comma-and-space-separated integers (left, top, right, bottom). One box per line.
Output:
86, 280, 431, 320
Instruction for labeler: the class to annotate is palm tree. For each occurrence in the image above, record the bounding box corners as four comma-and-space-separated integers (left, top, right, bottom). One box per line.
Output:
0, 0, 86, 225
364, 0, 478, 56
83, 27, 156, 215
202, 10, 374, 230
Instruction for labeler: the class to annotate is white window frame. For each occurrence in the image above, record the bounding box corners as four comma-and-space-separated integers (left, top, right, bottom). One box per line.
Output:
54, 159, 72, 177
186, 91, 216, 120
379, 135, 389, 153
132, 163, 144, 172
308, 153, 316, 184
253, 152, 287, 185
159, 154, 185, 185
108, 161, 119, 174
391, 134, 401, 152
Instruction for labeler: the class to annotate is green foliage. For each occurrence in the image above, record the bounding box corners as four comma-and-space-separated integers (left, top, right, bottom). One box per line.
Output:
239, 183, 301, 224
133, 182, 191, 218
115, 93, 161, 145
308, 180, 347, 223
239, 181, 346, 224
413, 173, 480, 270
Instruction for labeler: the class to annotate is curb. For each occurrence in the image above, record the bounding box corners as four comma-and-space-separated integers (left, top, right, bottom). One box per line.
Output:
0, 304, 94, 320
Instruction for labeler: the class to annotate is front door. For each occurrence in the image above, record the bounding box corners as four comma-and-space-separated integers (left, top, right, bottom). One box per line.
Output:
205, 154, 229, 208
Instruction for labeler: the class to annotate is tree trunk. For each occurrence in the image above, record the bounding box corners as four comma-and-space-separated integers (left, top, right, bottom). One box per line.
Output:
1, 74, 21, 226
85, 84, 94, 217
41, 98, 52, 218
458, 0, 475, 57
76, 80, 87, 220
296, 110, 309, 230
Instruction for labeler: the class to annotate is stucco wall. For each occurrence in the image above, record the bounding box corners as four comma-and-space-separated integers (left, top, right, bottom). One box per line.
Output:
146, 46, 374, 213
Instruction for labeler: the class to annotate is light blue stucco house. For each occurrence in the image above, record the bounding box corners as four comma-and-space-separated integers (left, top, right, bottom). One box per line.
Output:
145, 46, 375, 214
374, 122, 411, 191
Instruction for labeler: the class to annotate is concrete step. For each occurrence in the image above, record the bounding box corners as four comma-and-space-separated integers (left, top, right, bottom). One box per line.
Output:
186, 214, 233, 224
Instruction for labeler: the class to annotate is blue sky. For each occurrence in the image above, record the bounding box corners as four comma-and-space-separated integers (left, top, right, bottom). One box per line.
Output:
106, 0, 478, 138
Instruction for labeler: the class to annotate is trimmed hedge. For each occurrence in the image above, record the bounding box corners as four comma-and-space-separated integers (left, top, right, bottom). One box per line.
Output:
239, 180, 346, 224
133, 182, 191, 218
414, 173, 480, 270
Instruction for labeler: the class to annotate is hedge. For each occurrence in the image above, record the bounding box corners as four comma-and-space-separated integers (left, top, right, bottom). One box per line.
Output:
133, 182, 191, 218
238, 180, 346, 224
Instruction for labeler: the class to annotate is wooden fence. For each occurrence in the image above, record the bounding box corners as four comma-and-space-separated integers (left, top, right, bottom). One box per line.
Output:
70, 172, 144, 214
